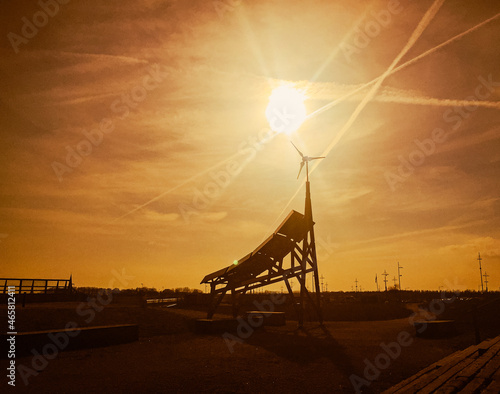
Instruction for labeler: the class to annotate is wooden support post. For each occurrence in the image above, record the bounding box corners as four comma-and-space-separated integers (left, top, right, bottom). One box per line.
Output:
207, 290, 227, 319
231, 289, 238, 318
284, 276, 300, 321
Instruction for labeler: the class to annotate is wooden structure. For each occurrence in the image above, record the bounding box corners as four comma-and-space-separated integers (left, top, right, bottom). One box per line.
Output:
383, 335, 500, 393
1, 276, 73, 294
201, 180, 322, 326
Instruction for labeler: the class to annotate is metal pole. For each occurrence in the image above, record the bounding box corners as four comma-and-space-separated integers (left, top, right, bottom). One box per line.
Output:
398, 262, 403, 290
483, 272, 489, 292
478, 253, 484, 293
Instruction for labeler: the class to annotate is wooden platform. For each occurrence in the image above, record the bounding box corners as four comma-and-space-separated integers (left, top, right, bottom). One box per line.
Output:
383, 335, 500, 393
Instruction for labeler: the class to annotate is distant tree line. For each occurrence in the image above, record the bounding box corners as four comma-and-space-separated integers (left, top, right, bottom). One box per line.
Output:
75, 286, 203, 298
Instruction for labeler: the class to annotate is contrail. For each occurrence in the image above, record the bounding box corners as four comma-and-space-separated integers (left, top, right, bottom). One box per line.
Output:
113, 131, 279, 222
376, 95, 500, 109
309, 0, 446, 174
115, 8, 500, 224
307, 4, 373, 85
113, 151, 242, 222
303, 82, 500, 109
307, 11, 500, 120
265, 0, 446, 232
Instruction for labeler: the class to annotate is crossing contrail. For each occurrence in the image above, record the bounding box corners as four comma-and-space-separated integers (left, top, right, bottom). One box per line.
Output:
265, 0, 446, 233
302, 83, 500, 110
306, 11, 500, 120
309, 0, 446, 174
115, 7, 500, 225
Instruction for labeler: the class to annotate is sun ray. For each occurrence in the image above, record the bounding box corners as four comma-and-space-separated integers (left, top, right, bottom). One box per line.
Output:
265, 0, 446, 231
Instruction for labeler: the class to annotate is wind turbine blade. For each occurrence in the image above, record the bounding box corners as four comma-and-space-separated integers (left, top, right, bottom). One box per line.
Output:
309, 156, 325, 160
297, 162, 304, 179
291, 141, 304, 157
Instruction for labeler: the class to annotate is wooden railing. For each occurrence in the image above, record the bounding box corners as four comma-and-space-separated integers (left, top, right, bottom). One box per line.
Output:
1, 277, 72, 294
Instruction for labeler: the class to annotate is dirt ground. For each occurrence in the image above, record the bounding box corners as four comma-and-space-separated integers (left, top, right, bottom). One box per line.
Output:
3, 301, 493, 393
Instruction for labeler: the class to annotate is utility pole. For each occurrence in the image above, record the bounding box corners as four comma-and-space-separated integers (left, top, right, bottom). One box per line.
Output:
320, 275, 325, 293
478, 253, 484, 293
382, 270, 389, 291
398, 262, 403, 290
393, 276, 397, 288
355, 278, 358, 293
483, 272, 489, 292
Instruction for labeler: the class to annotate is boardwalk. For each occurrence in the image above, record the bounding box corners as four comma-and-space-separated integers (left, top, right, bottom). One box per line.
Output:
383, 335, 500, 393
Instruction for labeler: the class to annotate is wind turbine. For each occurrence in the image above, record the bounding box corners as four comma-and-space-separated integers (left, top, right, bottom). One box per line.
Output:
291, 142, 325, 181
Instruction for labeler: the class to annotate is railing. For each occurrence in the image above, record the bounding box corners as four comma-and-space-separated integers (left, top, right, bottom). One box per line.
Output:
1, 277, 72, 295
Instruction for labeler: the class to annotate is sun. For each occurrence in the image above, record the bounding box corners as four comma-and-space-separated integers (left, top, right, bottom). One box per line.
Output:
265, 85, 307, 135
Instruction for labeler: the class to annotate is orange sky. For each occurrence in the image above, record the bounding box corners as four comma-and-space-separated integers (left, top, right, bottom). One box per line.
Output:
1, 0, 499, 292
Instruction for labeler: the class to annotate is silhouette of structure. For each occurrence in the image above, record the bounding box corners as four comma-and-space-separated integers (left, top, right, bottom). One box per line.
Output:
1, 276, 73, 294
478, 252, 484, 293
201, 144, 324, 326
483, 272, 489, 292
398, 262, 403, 290
291, 142, 324, 180
382, 270, 389, 291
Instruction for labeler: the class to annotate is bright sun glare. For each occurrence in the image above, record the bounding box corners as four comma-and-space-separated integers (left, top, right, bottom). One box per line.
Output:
265, 85, 307, 135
